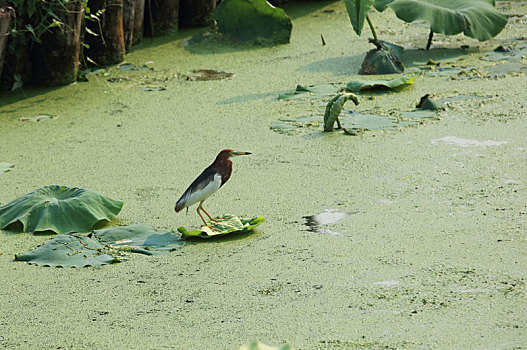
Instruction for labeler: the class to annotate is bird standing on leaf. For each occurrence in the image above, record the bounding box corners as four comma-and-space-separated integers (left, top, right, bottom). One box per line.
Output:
175, 149, 251, 226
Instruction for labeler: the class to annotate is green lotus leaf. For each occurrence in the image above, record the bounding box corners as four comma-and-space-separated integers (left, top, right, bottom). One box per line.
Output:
324, 93, 359, 132
278, 84, 342, 100
214, 0, 292, 44
178, 215, 265, 239
0, 162, 14, 174
91, 224, 184, 255
373, 0, 508, 42
346, 74, 414, 92
14, 234, 118, 267
343, 0, 375, 36
0, 185, 124, 234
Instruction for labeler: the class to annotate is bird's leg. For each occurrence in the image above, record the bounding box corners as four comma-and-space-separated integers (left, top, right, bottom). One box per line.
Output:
199, 202, 218, 222
196, 206, 209, 226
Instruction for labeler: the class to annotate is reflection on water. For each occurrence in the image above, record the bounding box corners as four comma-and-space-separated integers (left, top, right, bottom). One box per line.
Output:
303, 209, 358, 236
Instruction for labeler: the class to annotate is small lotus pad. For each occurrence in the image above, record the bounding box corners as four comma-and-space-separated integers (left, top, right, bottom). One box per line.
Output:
178, 215, 265, 238
14, 234, 117, 267
0, 185, 124, 234
91, 224, 184, 255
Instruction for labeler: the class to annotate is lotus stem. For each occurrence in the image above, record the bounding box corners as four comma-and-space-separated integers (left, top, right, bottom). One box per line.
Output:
366, 16, 381, 50
426, 29, 434, 50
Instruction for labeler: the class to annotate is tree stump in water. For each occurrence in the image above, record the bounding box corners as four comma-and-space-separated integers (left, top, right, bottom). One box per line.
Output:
179, 0, 215, 27
85, 0, 125, 66
144, 0, 179, 36
30, 1, 84, 86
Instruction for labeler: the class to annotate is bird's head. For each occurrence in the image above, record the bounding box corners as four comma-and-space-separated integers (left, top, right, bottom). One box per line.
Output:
217, 149, 251, 160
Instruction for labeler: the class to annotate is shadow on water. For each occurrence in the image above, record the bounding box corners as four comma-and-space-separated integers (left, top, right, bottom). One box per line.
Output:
297, 54, 364, 75
303, 209, 358, 236
0, 85, 63, 110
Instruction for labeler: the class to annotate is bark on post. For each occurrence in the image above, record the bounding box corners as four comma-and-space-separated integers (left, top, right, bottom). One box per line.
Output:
144, 0, 179, 36
179, 0, 215, 27
31, 1, 84, 86
0, 4, 15, 80
122, 0, 134, 51
84, 0, 125, 66
132, 0, 145, 44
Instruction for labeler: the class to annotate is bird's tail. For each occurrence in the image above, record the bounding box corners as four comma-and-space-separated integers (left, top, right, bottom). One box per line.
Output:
175, 197, 187, 213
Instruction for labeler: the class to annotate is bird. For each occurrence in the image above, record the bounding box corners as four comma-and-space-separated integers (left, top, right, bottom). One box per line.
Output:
175, 149, 251, 226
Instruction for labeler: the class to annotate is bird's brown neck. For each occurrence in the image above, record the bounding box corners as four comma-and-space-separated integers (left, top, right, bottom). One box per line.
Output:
212, 158, 232, 186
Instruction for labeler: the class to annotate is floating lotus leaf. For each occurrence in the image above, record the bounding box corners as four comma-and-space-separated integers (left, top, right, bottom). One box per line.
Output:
178, 215, 265, 238
346, 74, 414, 92
278, 84, 342, 100
342, 111, 416, 135
0, 185, 124, 234
373, 0, 508, 42
214, 0, 292, 44
14, 234, 118, 267
0, 162, 14, 174
482, 43, 527, 62
324, 93, 359, 132
91, 224, 184, 255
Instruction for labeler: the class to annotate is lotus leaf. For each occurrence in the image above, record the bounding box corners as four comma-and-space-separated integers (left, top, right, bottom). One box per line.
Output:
0, 185, 124, 234
178, 215, 265, 238
373, 0, 508, 42
343, 0, 375, 36
324, 93, 359, 132
278, 84, 342, 100
346, 74, 414, 92
0, 162, 14, 174
482, 43, 527, 62
214, 0, 292, 44
342, 111, 416, 135
14, 234, 117, 267
91, 224, 184, 255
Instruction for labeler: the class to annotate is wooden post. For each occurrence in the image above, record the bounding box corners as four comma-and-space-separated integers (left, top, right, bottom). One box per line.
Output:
144, 0, 179, 36
31, 1, 84, 86
84, 0, 125, 66
132, 0, 145, 44
0, 4, 15, 80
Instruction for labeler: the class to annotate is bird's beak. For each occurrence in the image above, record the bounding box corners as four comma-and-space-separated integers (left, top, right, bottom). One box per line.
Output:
232, 151, 251, 156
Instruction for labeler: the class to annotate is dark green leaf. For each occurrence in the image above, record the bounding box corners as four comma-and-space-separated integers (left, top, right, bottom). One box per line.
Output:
343, 0, 375, 36
373, 0, 508, 42
0, 185, 124, 234
214, 0, 292, 44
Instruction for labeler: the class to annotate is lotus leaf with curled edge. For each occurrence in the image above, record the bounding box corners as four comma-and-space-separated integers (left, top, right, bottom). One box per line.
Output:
91, 224, 184, 255
178, 214, 265, 238
0, 185, 124, 234
14, 234, 118, 268
324, 93, 359, 132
